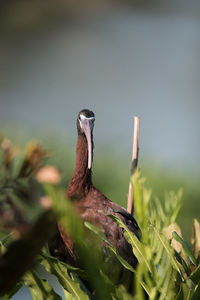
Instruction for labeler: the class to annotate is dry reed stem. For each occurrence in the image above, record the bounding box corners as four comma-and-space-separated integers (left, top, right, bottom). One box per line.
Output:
127, 116, 140, 214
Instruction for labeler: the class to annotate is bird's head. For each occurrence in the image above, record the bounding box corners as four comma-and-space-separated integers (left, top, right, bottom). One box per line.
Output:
77, 109, 95, 169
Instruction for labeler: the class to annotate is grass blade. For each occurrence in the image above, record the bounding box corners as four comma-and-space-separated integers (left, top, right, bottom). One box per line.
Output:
189, 264, 200, 285
40, 253, 90, 300
24, 270, 61, 300
108, 215, 152, 274
153, 226, 184, 280
172, 232, 198, 266
84, 221, 135, 272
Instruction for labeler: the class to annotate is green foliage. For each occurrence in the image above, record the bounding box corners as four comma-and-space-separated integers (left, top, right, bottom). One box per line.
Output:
39, 254, 91, 300
24, 270, 62, 300
129, 171, 200, 300
0, 137, 200, 299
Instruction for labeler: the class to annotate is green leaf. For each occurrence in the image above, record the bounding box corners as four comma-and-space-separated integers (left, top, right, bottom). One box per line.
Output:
135, 263, 148, 300
114, 284, 133, 300
153, 240, 164, 265
175, 251, 190, 276
165, 190, 182, 224
108, 215, 152, 274
84, 221, 135, 273
158, 266, 175, 300
40, 253, 84, 274
153, 226, 184, 280
190, 280, 200, 300
0, 233, 11, 245
0, 241, 6, 256
62, 288, 73, 300
189, 264, 200, 285
175, 284, 187, 300
172, 231, 198, 266
84, 221, 151, 296
24, 270, 61, 300
40, 253, 91, 300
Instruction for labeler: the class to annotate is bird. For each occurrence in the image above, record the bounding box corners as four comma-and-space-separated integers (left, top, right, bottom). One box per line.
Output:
49, 109, 140, 275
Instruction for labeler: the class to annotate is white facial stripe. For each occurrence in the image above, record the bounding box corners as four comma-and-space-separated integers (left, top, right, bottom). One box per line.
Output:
80, 114, 95, 121
79, 114, 95, 130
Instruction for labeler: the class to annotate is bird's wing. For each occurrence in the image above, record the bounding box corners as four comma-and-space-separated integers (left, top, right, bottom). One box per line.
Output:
78, 201, 140, 240
78, 204, 139, 267
104, 200, 140, 237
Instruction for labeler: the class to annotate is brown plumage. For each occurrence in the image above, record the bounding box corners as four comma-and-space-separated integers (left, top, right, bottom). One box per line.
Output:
49, 109, 140, 269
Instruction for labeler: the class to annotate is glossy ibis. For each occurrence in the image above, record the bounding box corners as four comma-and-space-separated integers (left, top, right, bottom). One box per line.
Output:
49, 109, 140, 270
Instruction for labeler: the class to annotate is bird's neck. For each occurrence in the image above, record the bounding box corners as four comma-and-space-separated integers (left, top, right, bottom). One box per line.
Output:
67, 134, 93, 198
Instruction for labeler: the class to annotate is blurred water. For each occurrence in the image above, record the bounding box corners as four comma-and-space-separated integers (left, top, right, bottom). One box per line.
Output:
0, 9, 200, 174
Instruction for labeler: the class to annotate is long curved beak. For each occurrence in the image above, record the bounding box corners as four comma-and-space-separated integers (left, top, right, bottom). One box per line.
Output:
82, 119, 93, 169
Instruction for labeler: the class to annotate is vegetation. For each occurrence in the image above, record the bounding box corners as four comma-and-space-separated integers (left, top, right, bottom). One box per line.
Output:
0, 136, 200, 299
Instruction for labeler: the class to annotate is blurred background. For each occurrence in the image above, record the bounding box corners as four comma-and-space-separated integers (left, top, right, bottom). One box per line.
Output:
0, 0, 200, 242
